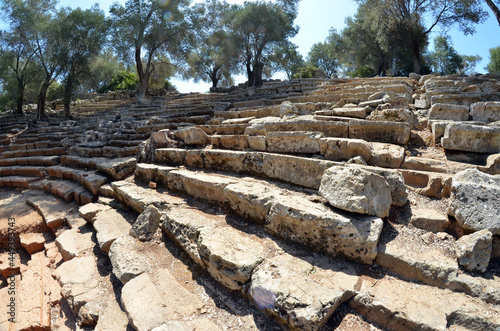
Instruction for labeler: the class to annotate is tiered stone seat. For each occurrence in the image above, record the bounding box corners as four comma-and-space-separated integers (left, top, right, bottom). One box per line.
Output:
2, 75, 500, 331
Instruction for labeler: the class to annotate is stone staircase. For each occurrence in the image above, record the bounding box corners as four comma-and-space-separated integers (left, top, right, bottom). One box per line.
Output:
1, 76, 499, 331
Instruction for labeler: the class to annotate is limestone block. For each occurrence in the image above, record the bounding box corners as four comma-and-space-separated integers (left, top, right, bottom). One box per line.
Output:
429, 103, 470, 121
449, 169, 500, 234
247, 135, 266, 151
19, 232, 46, 254
219, 135, 249, 150
93, 209, 132, 252
455, 230, 492, 273
329, 107, 367, 119
319, 138, 371, 162
130, 205, 162, 241
266, 131, 324, 154
410, 208, 451, 233
174, 127, 208, 145
319, 166, 392, 218
262, 153, 338, 189
109, 235, 147, 284
55, 229, 95, 261
349, 120, 410, 145
470, 101, 500, 123
368, 142, 405, 168
266, 195, 383, 264
250, 254, 358, 331
442, 123, 500, 153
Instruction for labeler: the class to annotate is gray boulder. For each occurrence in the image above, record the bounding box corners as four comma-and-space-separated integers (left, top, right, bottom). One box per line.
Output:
319, 166, 392, 218
449, 169, 500, 234
130, 205, 162, 241
280, 101, 298, 117
174, 127, 208, 145
455, 230, 492, 273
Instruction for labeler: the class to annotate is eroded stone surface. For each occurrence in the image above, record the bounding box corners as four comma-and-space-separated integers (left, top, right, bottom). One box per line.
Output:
130, 205, 162, 241
449, 169, 500, 234
250, 253, 358, 331
455, 229, 492, 273
266, 194, 383, 264
93, 209, 132, 252
109, 235, 147, 284
319, 166, 392, 218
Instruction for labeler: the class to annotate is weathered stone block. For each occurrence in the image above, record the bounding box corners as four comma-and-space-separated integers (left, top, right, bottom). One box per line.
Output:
442, 123, 500, 153
266, 195, 383, 264
319, 166, 392, 218
455, 230, 492, 273
449, 169, 500, 234
429, 103, 470, 121
266, 131, 323, 154
470, 101, 500, 122
349, 120, 410, 145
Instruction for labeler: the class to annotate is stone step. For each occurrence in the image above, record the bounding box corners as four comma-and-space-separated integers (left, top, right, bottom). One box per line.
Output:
25, 193, 80, 229
162, 204, 360, 331
0, 175, 41, 189
155, 148, 407, 198
0, 166, 48, 177
441, 123, 500, 153
53, 255, 116, 328
350, 274, 500, 331
60, 155, 136, 181
121, 167, 384, 265
376, 219, 500, 305
0, 155, 60, 166
47, 165, 108, 195
29, 179, 94, 204
7, 140, 61, 151
399, 169, 452, 198
67, 145, 138, 158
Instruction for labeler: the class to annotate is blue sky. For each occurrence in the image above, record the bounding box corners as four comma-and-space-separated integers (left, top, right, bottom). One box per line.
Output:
19, 0, 500, 91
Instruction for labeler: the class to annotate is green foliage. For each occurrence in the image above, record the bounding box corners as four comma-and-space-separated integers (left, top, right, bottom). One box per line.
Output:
227, 0, 299, 87
110, 0, 192, 99
293, 66, 319, 79
81, 49, 125, 93
184, 0, 236, 88
307, 29, 342, 78
487, 47, 500, 74
460, 54, 482, 75
428, 36, 464, 75
163, 79, 177, 92
47, 80, 64, 100
354, 0, 487, 74
351, 65, 375, 78
270, 42, 304, 80
99, 71, 137, 93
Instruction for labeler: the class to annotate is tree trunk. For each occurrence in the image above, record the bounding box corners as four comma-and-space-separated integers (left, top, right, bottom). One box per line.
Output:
15, 77, 24, 115
246, 61, 254, 87
36, 81, 49, 121
137, 74, 149, 102
253, 62, 264, 87
485, 0, 500, 27
411, 41, 422, 74
63, 74, 74, 120
135, 47, 149, 102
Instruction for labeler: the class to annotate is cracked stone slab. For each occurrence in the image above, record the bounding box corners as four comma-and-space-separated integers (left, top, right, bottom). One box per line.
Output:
249, 253, 358, 331
26, 194, 75, 229
109, 235, 147, 284
266, 195, 383, 264
350, 275, 500, 331
53, 256, 100, 314
55, 228, 95, 261
163, 206, 266, 290
93, 209, 133, 253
